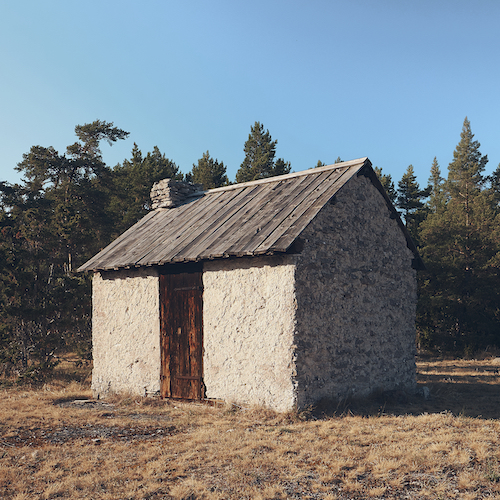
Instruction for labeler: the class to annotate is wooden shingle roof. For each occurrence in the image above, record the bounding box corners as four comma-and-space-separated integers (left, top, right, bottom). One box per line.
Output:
78, 158, 424, 272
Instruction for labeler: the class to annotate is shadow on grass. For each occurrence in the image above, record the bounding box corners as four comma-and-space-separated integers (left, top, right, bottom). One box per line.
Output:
310, 366, 500, 420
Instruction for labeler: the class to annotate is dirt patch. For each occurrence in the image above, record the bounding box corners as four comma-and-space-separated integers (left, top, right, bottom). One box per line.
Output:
1, 422, 177, 448
54, 397, 115, 409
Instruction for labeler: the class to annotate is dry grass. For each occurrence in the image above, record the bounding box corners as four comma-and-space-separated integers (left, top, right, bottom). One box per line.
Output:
2, 356, 500, 499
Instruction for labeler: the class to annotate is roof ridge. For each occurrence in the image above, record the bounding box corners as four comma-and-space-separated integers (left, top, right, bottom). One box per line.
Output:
204, 157, 369, 194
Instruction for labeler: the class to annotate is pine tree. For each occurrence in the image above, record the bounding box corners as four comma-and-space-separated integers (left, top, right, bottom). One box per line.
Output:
447, 118, 488, 198
235, 122, 291, 182
110, 144, 181, 234
417, 118, 500, 353
396, 165, 429, 241
1, 121, 129, 378
374, 166, 397, 204
15, 122, 128, 273
427, 157, 447, 213
444, 118, 490, 279
273, 158, 292, 177
489, 163, 500, 208
190, 151, 228, 190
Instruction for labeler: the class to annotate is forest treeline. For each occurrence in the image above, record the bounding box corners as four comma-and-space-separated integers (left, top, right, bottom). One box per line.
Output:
0, 118, 499, 380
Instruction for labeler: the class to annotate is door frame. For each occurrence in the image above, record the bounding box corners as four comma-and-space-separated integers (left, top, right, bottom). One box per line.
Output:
159, 263, 204, 400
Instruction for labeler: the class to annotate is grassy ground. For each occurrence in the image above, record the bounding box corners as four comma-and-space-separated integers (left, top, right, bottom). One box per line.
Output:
2, 357, 500, 499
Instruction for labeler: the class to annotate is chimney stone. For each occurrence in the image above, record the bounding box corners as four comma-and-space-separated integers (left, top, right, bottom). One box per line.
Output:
150, 179, 204, 209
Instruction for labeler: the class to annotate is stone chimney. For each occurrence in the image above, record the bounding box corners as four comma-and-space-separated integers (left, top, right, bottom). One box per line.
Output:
150, 179, 204, 209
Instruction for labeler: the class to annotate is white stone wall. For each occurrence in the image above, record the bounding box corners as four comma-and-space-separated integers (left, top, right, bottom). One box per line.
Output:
91, 268, 161, 398
294, 174, 417, 407
202, 256, 297, 412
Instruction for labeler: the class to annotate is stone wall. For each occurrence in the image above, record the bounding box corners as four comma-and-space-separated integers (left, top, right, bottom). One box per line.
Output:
202, 256, 298, 412
91, 268, 161, 398
293, 174, 417, 407
150, 179, 203, 209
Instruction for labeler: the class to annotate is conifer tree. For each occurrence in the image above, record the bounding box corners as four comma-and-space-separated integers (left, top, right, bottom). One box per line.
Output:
190, 151, 228, 190
489, 163, 500, 208
111, 144, 181, 235
417, 118, 500, 353
396, 165, 429, 241
447, 118, 488, 198
373, 166, 397, 204
1, 121, 129, 378
236, 122, 290, 182
273, 158, 292, 177
427, 157, 447, 213
16, 120, 128, 272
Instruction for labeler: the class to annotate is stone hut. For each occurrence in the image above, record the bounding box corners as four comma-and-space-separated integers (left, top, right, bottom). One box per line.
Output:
78, 158, 423, 411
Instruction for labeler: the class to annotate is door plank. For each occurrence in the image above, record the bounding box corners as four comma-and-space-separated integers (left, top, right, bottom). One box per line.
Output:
160, 272, 203, 400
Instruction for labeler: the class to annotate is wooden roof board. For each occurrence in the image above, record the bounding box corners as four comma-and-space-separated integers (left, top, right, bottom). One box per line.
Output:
175, 182, 278, 261
79, 190, 227, 271
136, 187, 247, 265
78, 158, 425, 271
101, 210, 176, 269
142, 185, 264, 264
164, 183, 278, 262
202, 176, 313, 258
195, 174, 314, 259
89, 195, 210, 270
144, 191, 233, 252
221, 170, 333, 257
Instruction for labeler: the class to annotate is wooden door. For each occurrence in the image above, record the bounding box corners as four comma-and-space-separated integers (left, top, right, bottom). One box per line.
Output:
160, 271, 203, 399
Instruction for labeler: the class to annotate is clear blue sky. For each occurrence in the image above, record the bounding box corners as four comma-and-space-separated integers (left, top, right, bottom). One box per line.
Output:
1, 0, 499, 188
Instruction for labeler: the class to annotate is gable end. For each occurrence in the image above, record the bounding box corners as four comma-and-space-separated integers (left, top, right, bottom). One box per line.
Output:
357, 165, 425, 270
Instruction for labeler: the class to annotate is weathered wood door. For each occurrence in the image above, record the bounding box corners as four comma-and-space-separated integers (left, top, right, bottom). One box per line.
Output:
160, 271, 203, 399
